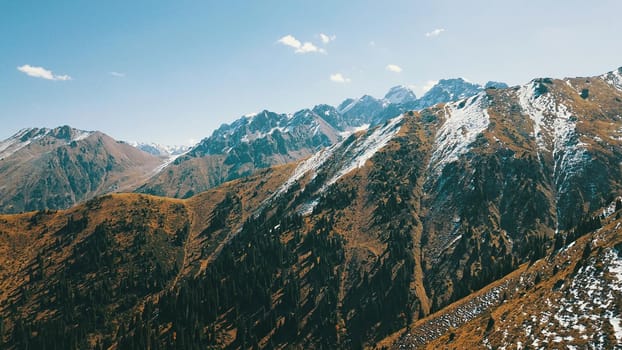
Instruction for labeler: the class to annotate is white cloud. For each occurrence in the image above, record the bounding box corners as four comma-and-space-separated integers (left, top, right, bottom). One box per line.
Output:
300, 42, 324, 53
319, 33, 336, 44
109, 71, 125, 77
422, 80, 438, 93
330, 73, 350, 83
17, 64, 71, 81
277, 34, 325, 54
386, 64, 403, 73
425, 28, 446, 38
369, 41, 376, 47
278, 35, 301, 49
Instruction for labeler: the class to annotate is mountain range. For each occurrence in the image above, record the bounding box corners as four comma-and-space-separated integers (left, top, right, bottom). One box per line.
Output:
0, 78, 495, 211
0, 67, 621, 349
138, 78, 503, 198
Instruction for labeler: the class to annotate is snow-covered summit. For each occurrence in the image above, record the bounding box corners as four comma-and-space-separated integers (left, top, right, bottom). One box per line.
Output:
416, 78, 485, 109
484, 81, 509, 89
129, 142, 192, 157
601, 67, 622, 91
0, 126, 94, 160
384, 85, 417, 105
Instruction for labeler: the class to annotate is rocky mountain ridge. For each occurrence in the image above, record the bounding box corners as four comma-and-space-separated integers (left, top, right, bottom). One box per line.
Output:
0, 126, 93, 160
138, 78, 495, 198
0, 78, 498, 211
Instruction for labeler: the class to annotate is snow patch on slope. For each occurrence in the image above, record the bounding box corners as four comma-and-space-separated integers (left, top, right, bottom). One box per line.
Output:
240, 126, 288, 143
517, 82, 588, 189
0, 128, 39, 159
608, 247, 622, 344
275, 115, 403, 197
602, 68, 622, 91
517, 85, 545, 148
602, 198, 621, 218
72, 130, 93, 142
276, 140, 343, 196
428, 93, 490, 174
326, 115, 403, 186
151, 149, 190, 175
542, 248, 622, 348
338, 124, 370, 138
609, 248, 622, 290
152, 156, 179, 175
0, 127, 93, 160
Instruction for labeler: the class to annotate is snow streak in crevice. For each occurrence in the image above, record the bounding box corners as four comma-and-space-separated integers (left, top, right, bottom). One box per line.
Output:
517, 82, 589, 230
428, 93, 490, 175
326, 115, 403, 186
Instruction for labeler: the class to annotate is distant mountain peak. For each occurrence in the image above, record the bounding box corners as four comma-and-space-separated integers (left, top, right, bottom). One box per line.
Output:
129, 141, 191, 157
484, 81, 509, 89
416, 78, 486, 109
0, 126, 164, 212
336, 98, 360, 114
0, 125, 94, 160
384, 85, 417, 105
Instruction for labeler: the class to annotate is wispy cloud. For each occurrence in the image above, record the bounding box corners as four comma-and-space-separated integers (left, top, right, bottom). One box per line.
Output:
319, 33, 336, 44
425, 28, 445, 38
330, 73, 350, 83
386, 64, 403, 73
278, 34, 325, 54
17, 64, 71, 81
109, 71, 125, 78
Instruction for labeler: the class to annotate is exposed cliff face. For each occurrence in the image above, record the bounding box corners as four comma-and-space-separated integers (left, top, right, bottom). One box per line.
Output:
0, 127, 163, 213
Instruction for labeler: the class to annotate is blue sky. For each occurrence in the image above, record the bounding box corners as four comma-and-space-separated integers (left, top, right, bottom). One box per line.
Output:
2, 0, 621, 145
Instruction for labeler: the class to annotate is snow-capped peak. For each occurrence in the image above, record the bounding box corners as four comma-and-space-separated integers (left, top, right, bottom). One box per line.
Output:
415, 78, 489, 110
337, 98, 358, 114
0, 126, 94, 160
428, 93, 491, 175
484, 81, 509, 89
129, 142, 191, 157
601, 67, 622, 91
383, 85, 417, 105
